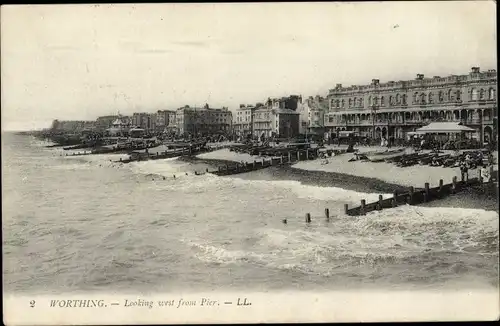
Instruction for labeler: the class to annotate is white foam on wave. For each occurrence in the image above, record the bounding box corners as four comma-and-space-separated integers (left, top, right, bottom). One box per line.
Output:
29, 138, 57, 147
226, 177, 391, 203
63, 153, 129, 168
182, 240, 267, 265
355, 205, 499, 231
182, 229, 408, 277
128, 157, 187, 176
184, 207, 498, 281
120, 158, 372, 203
124, 158, 402, 203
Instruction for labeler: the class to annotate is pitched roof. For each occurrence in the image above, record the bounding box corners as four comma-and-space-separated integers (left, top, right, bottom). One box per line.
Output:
415, 122, 475, 133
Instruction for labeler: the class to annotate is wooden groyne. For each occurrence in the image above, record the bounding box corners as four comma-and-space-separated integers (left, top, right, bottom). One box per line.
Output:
344, 176, 483, 216
118, 148, 190, 163
198, 148, 322, 177
211, 157, 281, 176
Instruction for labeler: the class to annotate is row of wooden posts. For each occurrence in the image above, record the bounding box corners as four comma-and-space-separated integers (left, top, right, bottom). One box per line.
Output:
282, 208, 331, 225
345, 175, 483, 216
296, 174, 490, 222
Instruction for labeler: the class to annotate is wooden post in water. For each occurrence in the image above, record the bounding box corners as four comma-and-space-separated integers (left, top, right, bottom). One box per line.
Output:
253, 160, 256, 168
288, 152, 292, 162
360, 199, 366, 215
439, 179, 444, 192
408, 187, 414, 205
324, 208, 330, 220
479, 168, 483, 183
452, 176, 457, 192
344, 204, 349, 215
305, 213, 311, 223
262, 158, 265, 166
280, 156, 283, 164
297, 151, 300, 161
378, 195, 383, 210
306, 149, 309, 160
424, 183, 430, 202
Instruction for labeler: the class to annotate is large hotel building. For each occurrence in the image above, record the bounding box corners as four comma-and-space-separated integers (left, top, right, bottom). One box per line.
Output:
324, 67, 497, 143
176, 104, 232, 136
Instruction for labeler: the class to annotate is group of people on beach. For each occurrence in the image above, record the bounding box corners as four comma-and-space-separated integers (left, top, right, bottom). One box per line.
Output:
458, 151, 494, 183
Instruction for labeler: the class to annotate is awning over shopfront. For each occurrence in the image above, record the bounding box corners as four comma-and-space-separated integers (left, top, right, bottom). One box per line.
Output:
339, 130, 356, 136
415, 122, 475, 134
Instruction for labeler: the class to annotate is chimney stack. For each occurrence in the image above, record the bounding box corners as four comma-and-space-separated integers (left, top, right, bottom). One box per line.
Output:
371, 79, 380, 85
471, 67, 480, 73
336, 83, 342, 89
416, 74, 424, 80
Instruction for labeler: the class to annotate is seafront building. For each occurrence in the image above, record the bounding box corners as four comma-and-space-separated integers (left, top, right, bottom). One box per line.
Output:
95, 115, 120, 131
233, 104, 254, 137
324, 67, 498, 143
298, 96, 329, 136
252, 105, 300, 139
266, 95, 302, 111
156, 110, 177, 133
233, 96, 302, 139
176, 104, 232, 137
131, 112, 157, 133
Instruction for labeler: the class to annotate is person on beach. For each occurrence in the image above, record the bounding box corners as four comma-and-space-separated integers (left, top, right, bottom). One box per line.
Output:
460, 161, 469, 181
480, 164, 491, 183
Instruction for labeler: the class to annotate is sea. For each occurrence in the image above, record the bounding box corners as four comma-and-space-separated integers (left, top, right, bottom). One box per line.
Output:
2, 132, 499, 295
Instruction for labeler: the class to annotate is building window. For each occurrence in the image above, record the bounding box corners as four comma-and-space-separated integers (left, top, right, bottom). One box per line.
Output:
420, 93, 426, 104
368, 96, 372, 106
480, 89, 485, 100
396, 94, 400, 104
359, 98, 364, 107
402, 94, 407, 105
428, 92, 433, 104
413, 92, 418, 103
438, 91, 443, 102
380, 96, 385, 106
353, 97, 357, 107
348, 98, 352, 107
374, 97, 378, 105
456, 90, 461, 101
489, 88, 496, 100
341, 99, 345, 108
389, 96, 393, 106
448, 89, 453, 101
336, 100, 340, 108
471, 88, 478, 100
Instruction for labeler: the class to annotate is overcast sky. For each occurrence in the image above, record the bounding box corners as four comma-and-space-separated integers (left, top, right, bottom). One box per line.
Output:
1, 2, 496, 131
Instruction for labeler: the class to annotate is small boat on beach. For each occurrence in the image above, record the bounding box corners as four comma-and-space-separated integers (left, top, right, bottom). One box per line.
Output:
365, 148, 406, 162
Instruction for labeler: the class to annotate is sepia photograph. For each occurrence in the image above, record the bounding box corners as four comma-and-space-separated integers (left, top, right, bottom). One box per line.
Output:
2, 2, 499, 324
